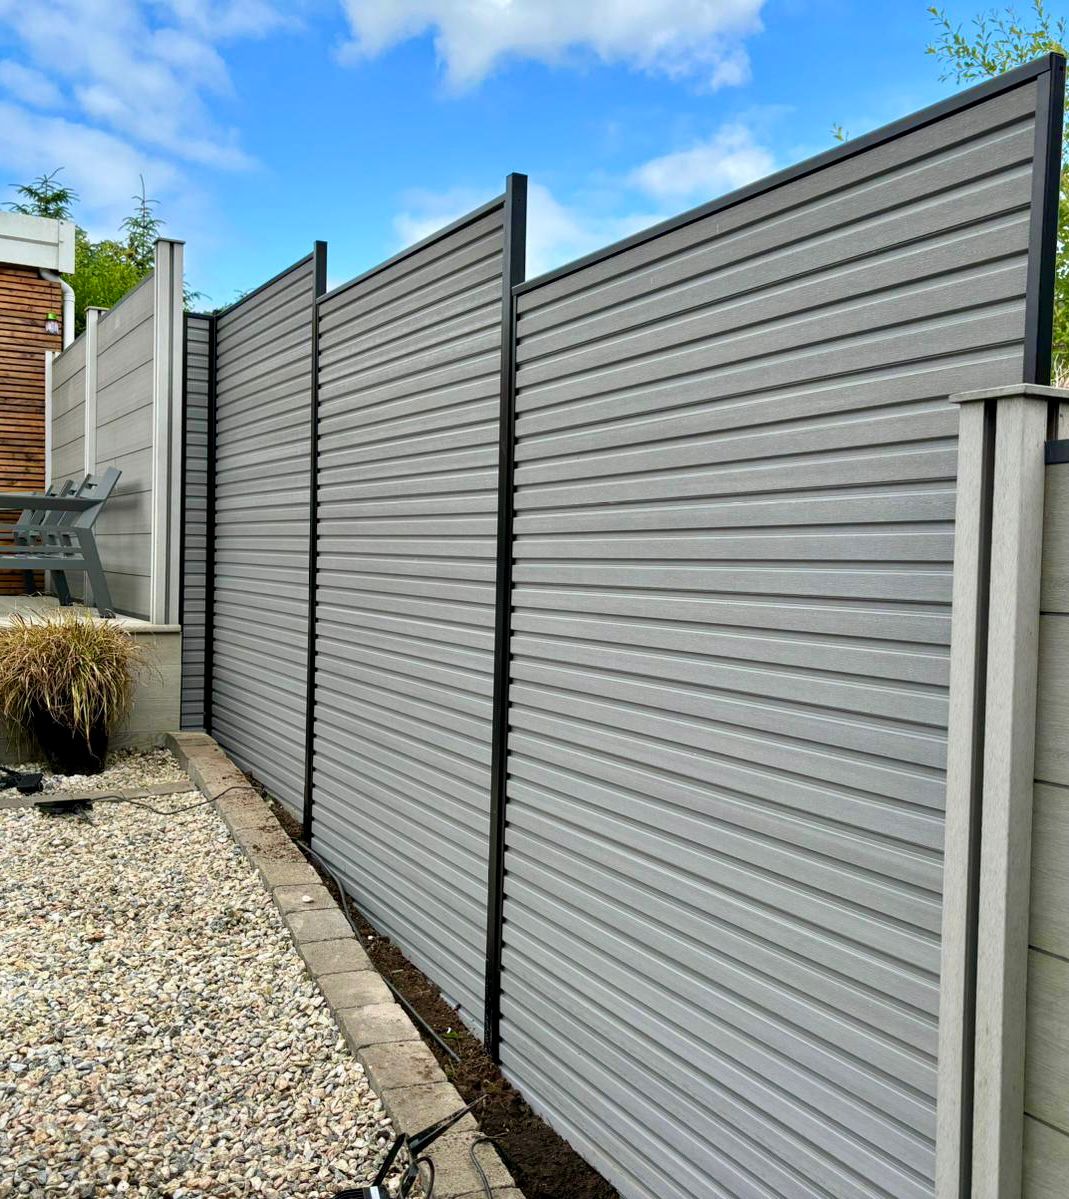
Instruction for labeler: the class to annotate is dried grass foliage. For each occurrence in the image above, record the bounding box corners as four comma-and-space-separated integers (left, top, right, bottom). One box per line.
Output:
0, 611, 147, 745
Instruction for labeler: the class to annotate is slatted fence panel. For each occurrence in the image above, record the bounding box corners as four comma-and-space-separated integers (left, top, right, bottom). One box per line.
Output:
49, 332, 86, 490
310, 200, 508, 1028
210, 256, 316, 816
93, 276, 156, 618
497, 68, 1053, 1199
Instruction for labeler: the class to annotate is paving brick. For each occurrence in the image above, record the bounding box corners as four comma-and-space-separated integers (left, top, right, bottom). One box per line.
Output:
284, 908, 353, 944
165, 731, 215, 755
272, 883, 335, 914
215, 792, 274, 832
380, 1083, 477, 1138
237, 827, 319, 889
319, 969, 392, 1013
357, 1041, 447, 1090
455, 1190, 525, 1199
421, 1132, 515, 1199
232, 823, 291, 853
337, 1003, 421, 1052
189, 757, 250, 801
298, 936, 372, 977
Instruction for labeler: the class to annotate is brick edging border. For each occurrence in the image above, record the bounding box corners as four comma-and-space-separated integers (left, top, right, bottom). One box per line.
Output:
165, 732, 522, 1199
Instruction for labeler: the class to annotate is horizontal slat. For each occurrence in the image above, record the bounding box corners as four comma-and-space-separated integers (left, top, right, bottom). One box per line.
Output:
1025, 949, 1069, 1135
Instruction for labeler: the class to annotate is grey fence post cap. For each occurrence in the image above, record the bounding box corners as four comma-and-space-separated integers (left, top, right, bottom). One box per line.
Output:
950, 383, 1069, 405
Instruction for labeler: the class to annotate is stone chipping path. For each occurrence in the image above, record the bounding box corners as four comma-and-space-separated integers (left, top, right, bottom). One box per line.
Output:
0, 752, 398, 1198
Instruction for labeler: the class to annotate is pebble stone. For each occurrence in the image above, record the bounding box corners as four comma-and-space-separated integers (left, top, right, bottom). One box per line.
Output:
14, 748, 191, 795
0, 750, 406, 1198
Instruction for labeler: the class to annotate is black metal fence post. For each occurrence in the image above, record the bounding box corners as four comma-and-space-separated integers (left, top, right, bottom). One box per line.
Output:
1023, 51, 1065, 388
302, 240, 328, 837
483, 173, 527, 1057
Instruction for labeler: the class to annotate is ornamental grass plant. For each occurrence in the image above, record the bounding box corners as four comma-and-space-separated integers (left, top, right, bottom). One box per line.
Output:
0, 611, 146, 772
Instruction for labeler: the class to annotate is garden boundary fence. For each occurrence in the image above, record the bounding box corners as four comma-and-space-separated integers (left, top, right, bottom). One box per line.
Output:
181, 56, 1065, 1199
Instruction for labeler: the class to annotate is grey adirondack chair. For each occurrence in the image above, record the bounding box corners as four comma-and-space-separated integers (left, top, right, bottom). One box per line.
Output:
0, 469, 121, 616
11, 478, 77, 594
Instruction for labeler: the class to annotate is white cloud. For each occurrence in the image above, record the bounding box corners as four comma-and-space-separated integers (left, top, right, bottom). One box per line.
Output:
164, 0, 294, 39
0, 101, 185, 237
393, 186, 482, 249
0, 0, 296, 251
524, 183, 662, 278
629, 121, 774, 201
0, 61, 64, 110
339, 0, 766, 90
0, 0, 290, 172
395, 181, 658, 280
393, 117, 775, 280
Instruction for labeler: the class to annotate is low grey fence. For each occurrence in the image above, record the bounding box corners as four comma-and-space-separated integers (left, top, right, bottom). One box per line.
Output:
180, 55, 1064, 1199
47, 239, 185, 621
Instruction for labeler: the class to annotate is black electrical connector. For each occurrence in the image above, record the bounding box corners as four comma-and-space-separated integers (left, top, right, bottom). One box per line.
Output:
334, 1097, 486, 1199
0, 767, 43, 795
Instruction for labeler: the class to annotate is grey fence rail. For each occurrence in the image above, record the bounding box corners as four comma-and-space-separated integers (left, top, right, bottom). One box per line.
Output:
180, 55, 1064, 1199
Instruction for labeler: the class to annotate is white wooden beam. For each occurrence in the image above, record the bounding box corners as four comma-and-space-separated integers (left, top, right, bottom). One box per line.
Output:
149, 238, 185, 626
939, 383, 1065, 1199
937, 392, 995, 1199
973, 387, 1051, 1199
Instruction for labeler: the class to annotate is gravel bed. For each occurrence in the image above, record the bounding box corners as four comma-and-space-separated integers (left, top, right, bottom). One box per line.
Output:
0, 753, 399, 1198
12, 748, 191, 794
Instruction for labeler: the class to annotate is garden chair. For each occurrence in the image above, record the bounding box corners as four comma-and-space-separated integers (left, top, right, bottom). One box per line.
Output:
11, 478, 76, 594
0, 469, 121, 617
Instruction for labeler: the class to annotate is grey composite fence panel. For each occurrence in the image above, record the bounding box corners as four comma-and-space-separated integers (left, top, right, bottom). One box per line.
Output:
311, 201, 507, 1029
497, 74, 1050, 1199
181, 314, 210, 729
211, 257, 315, 817
50, 334, 86, 485
93, 275, 155, 618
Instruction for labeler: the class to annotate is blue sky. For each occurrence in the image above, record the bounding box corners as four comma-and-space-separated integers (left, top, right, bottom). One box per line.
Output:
0, 1, 1002, 306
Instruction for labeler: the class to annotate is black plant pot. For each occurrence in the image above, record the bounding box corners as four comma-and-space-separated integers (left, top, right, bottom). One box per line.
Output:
30, 708, 108, 775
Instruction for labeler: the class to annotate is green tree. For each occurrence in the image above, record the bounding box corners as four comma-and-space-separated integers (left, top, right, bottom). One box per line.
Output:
8, 171, 173, 333
8, 168, 77, 221
120, 176, 163, 274
926, 2, 1069, 371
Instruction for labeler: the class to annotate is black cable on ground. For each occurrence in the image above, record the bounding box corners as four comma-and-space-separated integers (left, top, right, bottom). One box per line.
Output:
468, 1138, 495, 1199
295, 838, 461, 1064
417, 1155, 435, 1198
38, 782, 259, 817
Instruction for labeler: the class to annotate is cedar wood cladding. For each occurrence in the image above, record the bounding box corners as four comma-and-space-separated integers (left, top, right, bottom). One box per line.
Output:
0, 265, 62, 593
